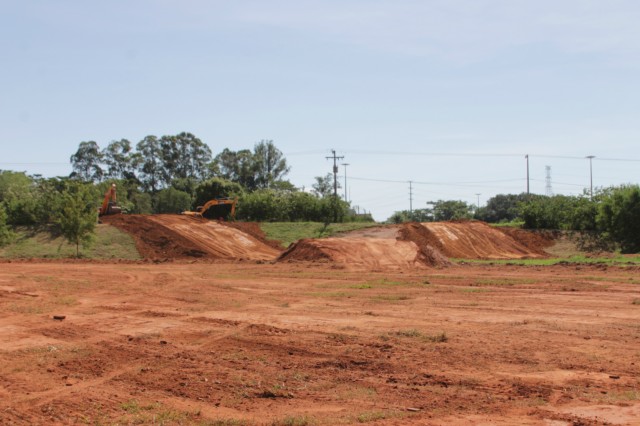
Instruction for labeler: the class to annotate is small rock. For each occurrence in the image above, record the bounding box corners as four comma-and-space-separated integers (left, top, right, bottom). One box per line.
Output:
53, 315, 66, 321
407, 407, 421, 412
609, 375, 620, 379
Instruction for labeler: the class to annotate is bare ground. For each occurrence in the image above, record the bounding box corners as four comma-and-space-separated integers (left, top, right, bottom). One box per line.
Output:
1, 261, 639, 425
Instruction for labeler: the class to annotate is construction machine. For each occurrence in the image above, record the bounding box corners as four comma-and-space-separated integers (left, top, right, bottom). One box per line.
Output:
182, 197, 237, 220
99, 183, 122, 216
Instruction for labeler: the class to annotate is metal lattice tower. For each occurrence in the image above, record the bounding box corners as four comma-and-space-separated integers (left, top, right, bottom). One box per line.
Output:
545, 165, 553, 196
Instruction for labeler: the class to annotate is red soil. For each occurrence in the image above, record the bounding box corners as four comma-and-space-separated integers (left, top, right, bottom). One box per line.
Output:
419, 221, 547, 259
101, 215, 281, 261
279, 223, 450, 269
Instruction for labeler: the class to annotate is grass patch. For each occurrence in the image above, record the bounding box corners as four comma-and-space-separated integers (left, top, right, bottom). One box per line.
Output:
0, 224, 141, 259
307, 291, 352, 298
473, 277, 536, 286
270, 415, 314, 426
259, 222, 378, 247
393, 329, 448, 342
357, 411, 387, 423
371, 295, 411, 302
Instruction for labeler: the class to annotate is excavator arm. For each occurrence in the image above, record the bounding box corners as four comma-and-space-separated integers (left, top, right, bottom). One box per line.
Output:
182, 197, 237, 220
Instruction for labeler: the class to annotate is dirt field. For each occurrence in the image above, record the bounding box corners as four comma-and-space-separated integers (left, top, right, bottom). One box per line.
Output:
1, 261, 639, 425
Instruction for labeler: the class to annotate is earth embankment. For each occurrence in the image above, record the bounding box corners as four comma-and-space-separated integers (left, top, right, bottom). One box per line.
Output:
102, 215, 281, 261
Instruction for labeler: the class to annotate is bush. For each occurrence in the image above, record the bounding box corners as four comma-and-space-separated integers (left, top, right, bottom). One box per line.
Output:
153, 188, 192, 214
0, 203, 15, 246
597, 185, 640, 253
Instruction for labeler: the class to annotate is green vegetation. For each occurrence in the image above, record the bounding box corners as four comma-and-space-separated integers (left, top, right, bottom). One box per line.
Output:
56, 181, 99, 257
0, 224, 140, 259
260, 221, 378, 247
393, 329, 448, 342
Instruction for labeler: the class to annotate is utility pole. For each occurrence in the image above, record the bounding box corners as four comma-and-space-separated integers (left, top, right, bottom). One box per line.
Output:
409, 181, 413, 213
545, 166, 553, 196
341, 163, 350, 202
586, 155, 595, 199
525, 154, 530, 195
326, 149, 344, 222
475, 193, 481, 210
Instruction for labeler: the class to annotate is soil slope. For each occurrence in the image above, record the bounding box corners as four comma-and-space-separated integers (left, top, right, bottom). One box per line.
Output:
102, 215, 281, 261
420, 221, 547, 259
279, 224, 450, 269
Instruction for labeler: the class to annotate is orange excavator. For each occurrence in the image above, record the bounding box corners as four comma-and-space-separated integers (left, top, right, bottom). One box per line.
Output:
99, 184, 122, 216
182, 197, 237, 220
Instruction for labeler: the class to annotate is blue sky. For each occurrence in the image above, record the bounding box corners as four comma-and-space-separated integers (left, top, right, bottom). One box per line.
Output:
2, 1, 639, 220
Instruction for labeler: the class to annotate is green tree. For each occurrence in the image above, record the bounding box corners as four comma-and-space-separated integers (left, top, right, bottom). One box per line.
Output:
476, 193, 529, 223
70, 141, 104, 182
102, 139, 140, 180
426, 200, 473, 221
253, 140, 290, 189
56, 182, 99, 257
597, 185, 640, 253
0, 171, 39, 225
153, 188, 192, 214
160, 132, 212, 184
136, 135, 165, 192
213, 148, 257, 189
387, 208, 432, 224
194, 178, 244, 207
312, 174, 338, 198
0, 203, 15, 246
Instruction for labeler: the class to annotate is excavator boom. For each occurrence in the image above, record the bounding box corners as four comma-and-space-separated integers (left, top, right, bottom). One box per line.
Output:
182, 197, 237, 220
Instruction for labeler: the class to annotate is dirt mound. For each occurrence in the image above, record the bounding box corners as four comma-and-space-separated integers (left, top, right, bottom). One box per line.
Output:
278, 223, 450, 269
223, 221, 284, 250
397, 223, 452, 267
101, 215, 281, 261
419, 221, 547, 259
279, 237, 433, 269
496, 227, 557, 253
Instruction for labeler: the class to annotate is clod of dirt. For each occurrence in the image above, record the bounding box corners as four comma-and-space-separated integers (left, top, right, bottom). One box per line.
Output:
52, 315, 66, 321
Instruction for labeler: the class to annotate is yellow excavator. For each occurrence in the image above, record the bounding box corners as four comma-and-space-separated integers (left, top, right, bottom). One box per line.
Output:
99, 183, 122, 216
182, 197, 237, 220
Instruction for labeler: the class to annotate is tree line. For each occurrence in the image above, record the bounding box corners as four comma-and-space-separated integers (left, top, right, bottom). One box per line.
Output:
387, 187, 640, 253
0, 133, 373, 254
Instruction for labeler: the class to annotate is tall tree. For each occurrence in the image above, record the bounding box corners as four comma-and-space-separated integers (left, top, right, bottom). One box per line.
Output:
160, 132, 212, 183
312, 174, 337, 198
136, 135, 165, 192
70, 141, 104, 182
102, 139, 140, 180
214, 148, 257, 189
253, 140, 290, 189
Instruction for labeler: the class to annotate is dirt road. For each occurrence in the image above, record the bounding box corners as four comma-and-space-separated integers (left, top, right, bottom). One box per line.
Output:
1, 261, 638, 425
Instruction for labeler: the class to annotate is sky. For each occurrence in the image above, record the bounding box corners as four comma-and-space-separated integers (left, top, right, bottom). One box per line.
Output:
1, 0, 639, 221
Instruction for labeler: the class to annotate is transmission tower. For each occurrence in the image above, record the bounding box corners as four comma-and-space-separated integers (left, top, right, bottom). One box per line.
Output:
545, 165, 553, 196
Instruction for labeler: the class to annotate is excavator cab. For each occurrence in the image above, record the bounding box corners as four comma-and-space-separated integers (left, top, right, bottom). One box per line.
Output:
99, 184, 122, 216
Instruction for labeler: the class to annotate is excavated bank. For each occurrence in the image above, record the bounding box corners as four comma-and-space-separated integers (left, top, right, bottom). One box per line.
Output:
420, 221, 547, 259
279, 224, 450, 269
278, 237, 434, 269
101, 215, 281, 261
